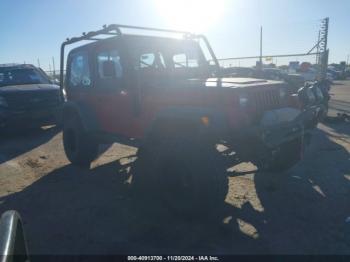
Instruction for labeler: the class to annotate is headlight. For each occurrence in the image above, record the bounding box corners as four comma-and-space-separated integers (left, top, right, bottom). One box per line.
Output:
239, 94, 248, 107
0, 96, 8, 107
279, 87, 287, 98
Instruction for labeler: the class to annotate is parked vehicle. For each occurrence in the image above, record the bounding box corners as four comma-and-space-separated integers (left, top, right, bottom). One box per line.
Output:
346, 68, 350, 78
255, 68, 285, 80
60, 25, 317, 214
283, 73, 305, 93
327, 68, 341, 80
329, 64, 347, 80
0, 64, 63, 128
221, 66, 255, 78
300, 68, 318, 82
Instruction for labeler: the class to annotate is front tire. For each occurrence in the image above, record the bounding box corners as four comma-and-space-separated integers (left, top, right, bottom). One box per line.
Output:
132, 128, 228, 217
258, 137, 303, 173
63, 116, 98, 167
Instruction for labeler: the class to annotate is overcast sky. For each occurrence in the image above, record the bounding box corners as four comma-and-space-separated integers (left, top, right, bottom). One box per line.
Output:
0, 0, 349, 70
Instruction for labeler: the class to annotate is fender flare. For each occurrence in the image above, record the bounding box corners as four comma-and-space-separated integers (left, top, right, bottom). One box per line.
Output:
62, 101, 100, 132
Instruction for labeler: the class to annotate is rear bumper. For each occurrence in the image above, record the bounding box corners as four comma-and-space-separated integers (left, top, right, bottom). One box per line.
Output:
0, 105, 62, 128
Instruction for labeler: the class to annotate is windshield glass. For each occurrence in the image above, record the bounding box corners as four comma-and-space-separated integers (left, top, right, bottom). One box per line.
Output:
0, 68, 51, 87
127, 37, 214, 79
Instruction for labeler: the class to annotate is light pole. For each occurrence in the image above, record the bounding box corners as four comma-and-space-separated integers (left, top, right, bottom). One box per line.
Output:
52, 57, 56, 77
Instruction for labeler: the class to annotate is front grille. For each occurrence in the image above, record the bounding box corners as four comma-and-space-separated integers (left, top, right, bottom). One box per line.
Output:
3, 91, 60, 110
248, 88, 280, 112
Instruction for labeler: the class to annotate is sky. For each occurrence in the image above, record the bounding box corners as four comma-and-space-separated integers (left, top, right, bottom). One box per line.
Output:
0, 0, 349, 70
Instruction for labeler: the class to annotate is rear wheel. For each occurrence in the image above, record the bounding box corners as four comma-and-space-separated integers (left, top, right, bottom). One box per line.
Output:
63, 116, 98, 167
132, 127, 228, 217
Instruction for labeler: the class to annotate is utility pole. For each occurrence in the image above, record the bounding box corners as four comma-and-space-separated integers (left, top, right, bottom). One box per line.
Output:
52, 57, 56, 77
347, 54, 349, 66
37, 58, 41, 68
259, 26, 263, 70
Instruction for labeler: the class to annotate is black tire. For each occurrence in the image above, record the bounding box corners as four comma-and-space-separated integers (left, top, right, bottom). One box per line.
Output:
258, 137, 303, 173
63, 116, 98, 167
132, 128, 228, 217
54, 109, 63, 128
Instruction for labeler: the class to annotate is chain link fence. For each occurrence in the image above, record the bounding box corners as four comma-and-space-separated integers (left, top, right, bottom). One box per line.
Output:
217, 52, 328, 83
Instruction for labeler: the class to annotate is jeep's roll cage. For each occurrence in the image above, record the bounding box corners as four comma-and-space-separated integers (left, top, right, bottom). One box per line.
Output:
59, 24, 221, 93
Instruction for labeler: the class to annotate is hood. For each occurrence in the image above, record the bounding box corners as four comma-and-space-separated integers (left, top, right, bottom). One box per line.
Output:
197, 77, 284, 89
0, 84, 59, 93
143, 77, 285, 90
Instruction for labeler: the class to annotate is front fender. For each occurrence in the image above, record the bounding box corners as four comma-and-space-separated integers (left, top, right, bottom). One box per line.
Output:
62, 101, 100, 132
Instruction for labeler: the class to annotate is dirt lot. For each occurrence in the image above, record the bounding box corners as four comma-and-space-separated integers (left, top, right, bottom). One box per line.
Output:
1, 81, 350, 255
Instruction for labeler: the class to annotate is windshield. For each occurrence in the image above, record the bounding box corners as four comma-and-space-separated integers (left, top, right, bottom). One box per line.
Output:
0, 68, 51, 87
127, 37, 215, 79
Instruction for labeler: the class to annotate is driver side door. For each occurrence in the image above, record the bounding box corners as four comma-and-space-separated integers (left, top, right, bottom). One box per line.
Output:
89, 42, 135, 136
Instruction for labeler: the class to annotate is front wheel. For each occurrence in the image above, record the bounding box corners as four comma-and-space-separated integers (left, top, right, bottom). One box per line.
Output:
257, 137, 304, 173
132, 131, 228, 217
63, 116, 98, 167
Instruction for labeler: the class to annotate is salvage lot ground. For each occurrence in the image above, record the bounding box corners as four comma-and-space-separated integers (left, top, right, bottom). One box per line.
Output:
0, 81, 350, 255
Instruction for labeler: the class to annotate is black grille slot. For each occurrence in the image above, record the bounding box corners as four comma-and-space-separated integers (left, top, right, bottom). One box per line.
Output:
249, 89, 280, 112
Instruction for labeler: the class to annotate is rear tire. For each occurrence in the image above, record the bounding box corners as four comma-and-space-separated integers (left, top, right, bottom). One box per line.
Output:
132, 128, 228, 217
63, 116, 98, 167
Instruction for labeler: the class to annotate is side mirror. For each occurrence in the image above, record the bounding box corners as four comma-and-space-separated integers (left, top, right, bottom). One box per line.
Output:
102, 60, 116, 78
0, 210, 29, 261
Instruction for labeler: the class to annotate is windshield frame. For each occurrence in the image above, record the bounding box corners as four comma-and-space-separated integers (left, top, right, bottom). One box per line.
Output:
122, 35, 220, 79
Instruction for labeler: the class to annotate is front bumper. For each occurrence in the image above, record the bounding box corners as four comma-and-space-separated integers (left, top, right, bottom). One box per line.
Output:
304, 103, 328, 125
299, 105, 321, 129
259, 120, 305, 148
231, 107, 317, 151
258, 107, 318, 148
0, 106, 62, 128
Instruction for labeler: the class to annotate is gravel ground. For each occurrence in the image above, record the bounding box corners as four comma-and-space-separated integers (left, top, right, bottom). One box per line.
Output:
0, 81, 350, 255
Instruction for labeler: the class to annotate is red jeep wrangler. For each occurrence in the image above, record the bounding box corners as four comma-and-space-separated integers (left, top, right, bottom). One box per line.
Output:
60, 25, 314, 213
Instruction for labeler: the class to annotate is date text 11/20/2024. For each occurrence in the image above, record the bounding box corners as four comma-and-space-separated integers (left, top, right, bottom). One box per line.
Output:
127, 256, 220, 261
